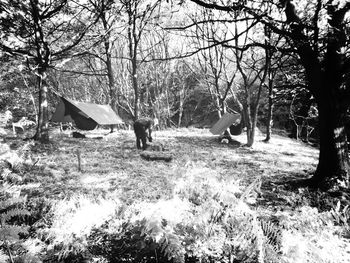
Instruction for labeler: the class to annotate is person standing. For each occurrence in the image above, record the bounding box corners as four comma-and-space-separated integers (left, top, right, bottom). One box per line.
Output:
133, 117, 153, 150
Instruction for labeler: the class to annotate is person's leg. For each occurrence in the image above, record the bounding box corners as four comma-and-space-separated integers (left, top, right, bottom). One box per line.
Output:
134, 122, 143, 149
141, 132, 147, 150
136, 136, 142, 149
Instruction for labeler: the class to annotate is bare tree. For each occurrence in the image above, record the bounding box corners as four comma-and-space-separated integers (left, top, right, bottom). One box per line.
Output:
120, 0, 162, 120
172, 60, 196, 127
91, 0, 121, 114
194, 9, 236, 118
234, 37, 269, 146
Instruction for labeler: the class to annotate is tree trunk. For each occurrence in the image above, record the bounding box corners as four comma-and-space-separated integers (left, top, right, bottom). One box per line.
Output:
246, 126, 255, 147
178, 100, 183, 127
280, 0, 350, 189
265, 87, 273, 142
30, 0, 50, 143
133, 69, 140, 120
101, 10, 118, 116
308, 7, 349, 188
242, 103, 254, 147
129, 27, 140, 120
106, 44, 117, 132
178, 85, 185, 127
33, 71, 49, 143
310, 88, 350, 189
126, 1, 140, 121
165, 87, 171, 127
243, 81, 264, 147
246, 105, 259, 147
263, 23, 274, 143
106, 45, 117, 112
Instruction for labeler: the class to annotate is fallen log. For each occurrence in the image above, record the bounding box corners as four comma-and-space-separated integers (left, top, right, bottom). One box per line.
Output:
140, 151, 173, 162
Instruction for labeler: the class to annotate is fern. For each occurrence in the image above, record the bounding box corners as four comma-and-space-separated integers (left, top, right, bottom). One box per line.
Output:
0, 196, 27, 209
10, 141, 34, 173
0, 225, 29, 243
0, 189, 30, 261
160, 233, 184, 262
1, 208, 30, 224
239, 176, 262, 204
0, 142, 31, 261
85, 175, 286, 263
141, 218, 185, 262
0, 186, 29, 240
331, 201, 350, 231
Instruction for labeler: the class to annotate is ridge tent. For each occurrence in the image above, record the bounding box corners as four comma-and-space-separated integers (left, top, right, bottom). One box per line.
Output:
51, 97, 123, 130
210, 113, 241, 135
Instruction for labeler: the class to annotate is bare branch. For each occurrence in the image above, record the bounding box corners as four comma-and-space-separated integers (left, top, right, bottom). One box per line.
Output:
163, 17, 255, 31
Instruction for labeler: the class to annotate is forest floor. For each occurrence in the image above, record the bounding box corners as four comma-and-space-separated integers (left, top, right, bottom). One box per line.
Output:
1, 127, 350, 262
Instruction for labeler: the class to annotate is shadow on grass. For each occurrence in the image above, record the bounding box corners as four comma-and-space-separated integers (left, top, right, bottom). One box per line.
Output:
174, 135, 242, 150
257, 170, 350, 213
258, 171, 314, 209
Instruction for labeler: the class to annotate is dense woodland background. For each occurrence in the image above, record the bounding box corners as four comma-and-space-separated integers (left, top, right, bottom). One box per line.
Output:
0, 0, 350, 262
0, 0, 332, 135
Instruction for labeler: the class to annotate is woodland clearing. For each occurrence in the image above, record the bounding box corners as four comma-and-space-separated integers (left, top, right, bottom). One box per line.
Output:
1, 127, 350, 263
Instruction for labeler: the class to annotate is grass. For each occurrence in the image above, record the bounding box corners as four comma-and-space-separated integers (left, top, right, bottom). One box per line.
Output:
1, 127, 350, 262
21, 128, 317, 205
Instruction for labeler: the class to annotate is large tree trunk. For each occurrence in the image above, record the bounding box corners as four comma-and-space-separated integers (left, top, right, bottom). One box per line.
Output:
33, 71, 49, 143
280, 0, 350, 189
30, 0, 50, 143
310, 79, 350, 188
302, 77, 350, 189
312, 100, 349, 188
310, 4, 350, 188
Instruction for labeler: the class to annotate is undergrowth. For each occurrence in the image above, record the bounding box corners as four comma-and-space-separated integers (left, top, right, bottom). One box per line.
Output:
0, 129, 349, 262
0, 142, 33, 262
40, 164, 350, 263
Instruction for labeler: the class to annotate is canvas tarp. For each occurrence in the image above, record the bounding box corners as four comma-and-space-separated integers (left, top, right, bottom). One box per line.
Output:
210, 113, 241, 135
51, 97, 123, 130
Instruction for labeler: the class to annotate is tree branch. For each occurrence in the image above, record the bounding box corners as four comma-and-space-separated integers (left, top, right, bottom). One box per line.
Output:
189, 0, 243, 12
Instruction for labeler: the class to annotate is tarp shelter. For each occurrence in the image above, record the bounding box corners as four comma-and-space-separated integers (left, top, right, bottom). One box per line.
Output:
51, 97, 123, 130
210, 113, 241, 135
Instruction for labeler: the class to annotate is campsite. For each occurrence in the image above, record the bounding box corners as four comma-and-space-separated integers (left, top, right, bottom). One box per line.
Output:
1, 1, 350, 263
1, 125, 350, 262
